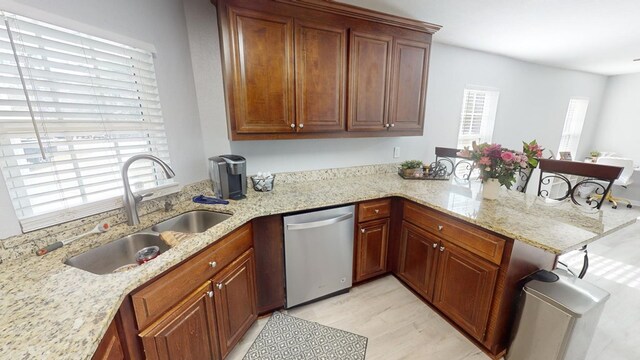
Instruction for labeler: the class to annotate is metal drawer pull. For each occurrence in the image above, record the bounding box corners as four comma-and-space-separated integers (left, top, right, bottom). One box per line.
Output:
207, 291, 214, 298
209, 261, 217, 268
361, 228, 366, 233
440, 246, 445, 252
437, 225, 444, 231
299, 124, 304, 128
374, 209, 380, 214
286, 212, 353, 230
432, 243, 438, 248
216, 283, 223, 290
290, 124, 295, 128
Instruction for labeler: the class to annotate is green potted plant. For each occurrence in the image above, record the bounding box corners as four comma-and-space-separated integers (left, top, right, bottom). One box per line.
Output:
589, 150, 601, 162
400, 160, 424, 178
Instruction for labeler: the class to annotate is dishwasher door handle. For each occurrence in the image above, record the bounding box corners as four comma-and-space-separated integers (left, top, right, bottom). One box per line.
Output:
286, 212, 353, 231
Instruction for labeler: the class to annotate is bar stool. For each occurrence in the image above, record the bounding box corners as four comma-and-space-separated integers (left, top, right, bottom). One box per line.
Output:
537, 159, 623, 278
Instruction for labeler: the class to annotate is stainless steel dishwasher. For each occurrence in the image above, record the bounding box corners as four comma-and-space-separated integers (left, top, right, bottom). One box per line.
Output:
284, 205, 355, 308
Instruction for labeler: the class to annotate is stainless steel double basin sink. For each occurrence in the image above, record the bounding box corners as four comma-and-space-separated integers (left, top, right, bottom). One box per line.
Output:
64, 211, 231, 275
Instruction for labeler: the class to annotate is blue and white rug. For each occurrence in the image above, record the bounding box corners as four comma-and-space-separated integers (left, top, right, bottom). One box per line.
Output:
243, 311, 368, 360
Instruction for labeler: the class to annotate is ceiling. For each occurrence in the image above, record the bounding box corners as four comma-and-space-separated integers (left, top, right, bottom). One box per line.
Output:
338, 0, 640, 76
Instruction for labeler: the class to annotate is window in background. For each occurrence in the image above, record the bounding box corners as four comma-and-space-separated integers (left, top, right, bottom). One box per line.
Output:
558, 98, 589, 159
456, 87, 500, 149
0, 11, 173, 231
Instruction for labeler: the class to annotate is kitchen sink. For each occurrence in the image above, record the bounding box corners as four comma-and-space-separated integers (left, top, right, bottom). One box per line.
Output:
65, 211, 230, 274
64, 233, 171, 275
150, 210, 231, 234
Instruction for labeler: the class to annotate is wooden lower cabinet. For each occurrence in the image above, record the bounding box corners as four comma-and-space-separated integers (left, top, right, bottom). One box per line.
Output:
397, 219, 498, 342
92, 320, 125, 360
212, 249, 258, 358
432, 240, 498, 341
397, 221, 438, 301
355, 218, 389, 282
138, 249, 257, 360
140, 282, 219, 360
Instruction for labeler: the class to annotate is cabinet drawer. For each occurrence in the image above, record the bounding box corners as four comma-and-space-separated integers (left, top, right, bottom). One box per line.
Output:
403, 202, 505, 265
132, 223, 253, 330
358, 199, 391, 222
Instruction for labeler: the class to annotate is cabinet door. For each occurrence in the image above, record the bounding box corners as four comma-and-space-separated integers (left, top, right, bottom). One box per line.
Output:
432, 240, 498, 341
355, 218, 389, 282
295, 21, 347, 132
140, 282, 219, 360
228, 7, 294, 133
213, 249, 258, 358
92, 320, 124, 360
397, 221, 439, 300
347, 31, 393, 131
388, 39, 430, 132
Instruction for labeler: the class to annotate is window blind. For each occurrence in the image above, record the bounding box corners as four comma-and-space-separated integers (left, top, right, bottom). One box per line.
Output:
558, 98, 589, 157
0, 11, 174, 231
456, 88, 499, 149
459, 89, 486, 137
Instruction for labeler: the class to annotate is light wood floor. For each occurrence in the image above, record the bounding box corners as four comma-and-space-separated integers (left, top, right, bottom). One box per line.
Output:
229, 214, 640, 360
562, 217, 640, 360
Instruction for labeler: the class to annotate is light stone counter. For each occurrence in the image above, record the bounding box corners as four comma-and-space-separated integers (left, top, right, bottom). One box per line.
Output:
0, 167, 637, 359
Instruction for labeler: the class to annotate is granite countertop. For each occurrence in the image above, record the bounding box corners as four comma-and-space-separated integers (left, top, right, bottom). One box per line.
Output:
1, 171, 637, 359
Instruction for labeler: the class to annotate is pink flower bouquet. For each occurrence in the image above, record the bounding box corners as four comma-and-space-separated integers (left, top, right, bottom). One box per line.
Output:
457, 142, 529, 189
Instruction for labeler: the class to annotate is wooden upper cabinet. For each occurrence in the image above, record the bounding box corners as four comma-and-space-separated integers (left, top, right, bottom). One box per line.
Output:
215, 0, 439, 139
140, 282, 220, 360
388, 39, 430, 132
295, 21, 347, 132
432, 240, 498, 341
228, 7, 295, 133
347, 31, 393, 132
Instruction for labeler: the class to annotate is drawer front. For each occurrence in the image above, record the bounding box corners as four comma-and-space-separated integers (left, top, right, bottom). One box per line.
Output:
358, 199, 391, 222
403, 201, 505, 265
132, 223, 253, 330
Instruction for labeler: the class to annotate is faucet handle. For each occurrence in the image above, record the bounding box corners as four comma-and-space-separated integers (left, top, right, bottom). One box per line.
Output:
134, 192, 154, 202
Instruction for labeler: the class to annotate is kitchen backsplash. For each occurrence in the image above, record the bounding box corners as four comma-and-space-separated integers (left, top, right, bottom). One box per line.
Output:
274, 163, 398, 184
0, 163, 399, 264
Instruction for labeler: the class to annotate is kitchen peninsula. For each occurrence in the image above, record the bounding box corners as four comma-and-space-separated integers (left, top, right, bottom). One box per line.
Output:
0, 164, 636, 360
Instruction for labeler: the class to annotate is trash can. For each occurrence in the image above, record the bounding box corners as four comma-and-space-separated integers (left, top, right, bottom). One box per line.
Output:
506, 269, 610, 360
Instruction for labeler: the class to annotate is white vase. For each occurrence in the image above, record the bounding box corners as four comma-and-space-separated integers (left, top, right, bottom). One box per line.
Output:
483, 178, 500, 200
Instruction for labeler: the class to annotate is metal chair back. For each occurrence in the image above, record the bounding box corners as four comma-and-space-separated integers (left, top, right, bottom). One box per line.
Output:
537, 159, 623, 209
433, 147, 475, 180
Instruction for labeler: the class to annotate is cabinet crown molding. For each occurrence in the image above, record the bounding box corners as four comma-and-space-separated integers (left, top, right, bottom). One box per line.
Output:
275, 0, 442, 34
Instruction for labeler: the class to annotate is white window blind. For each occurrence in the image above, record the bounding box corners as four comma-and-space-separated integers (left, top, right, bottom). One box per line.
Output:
456, 87, 499, 149
558, 98, 589, 158
0, 11, 174, 231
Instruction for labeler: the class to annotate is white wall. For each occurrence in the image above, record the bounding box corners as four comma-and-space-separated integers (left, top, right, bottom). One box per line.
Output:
589, 73, 640, 163
0, 0, 206, 238
183, 0, 608, 175
425, 43, 608, 162
588, 73, 640, 202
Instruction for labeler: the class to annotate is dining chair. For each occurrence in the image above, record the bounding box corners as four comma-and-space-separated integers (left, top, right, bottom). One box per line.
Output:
537, 159, 623, 279
432, 147, 475, 180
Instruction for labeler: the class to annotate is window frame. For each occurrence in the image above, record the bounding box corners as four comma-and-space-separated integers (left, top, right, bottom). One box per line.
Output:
456, 86, 500, 149
0, 10, 177, 232
558, 97, 589, 159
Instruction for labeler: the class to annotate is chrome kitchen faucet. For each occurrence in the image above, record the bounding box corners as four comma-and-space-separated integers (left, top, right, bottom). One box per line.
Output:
121, 154, 176, 226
